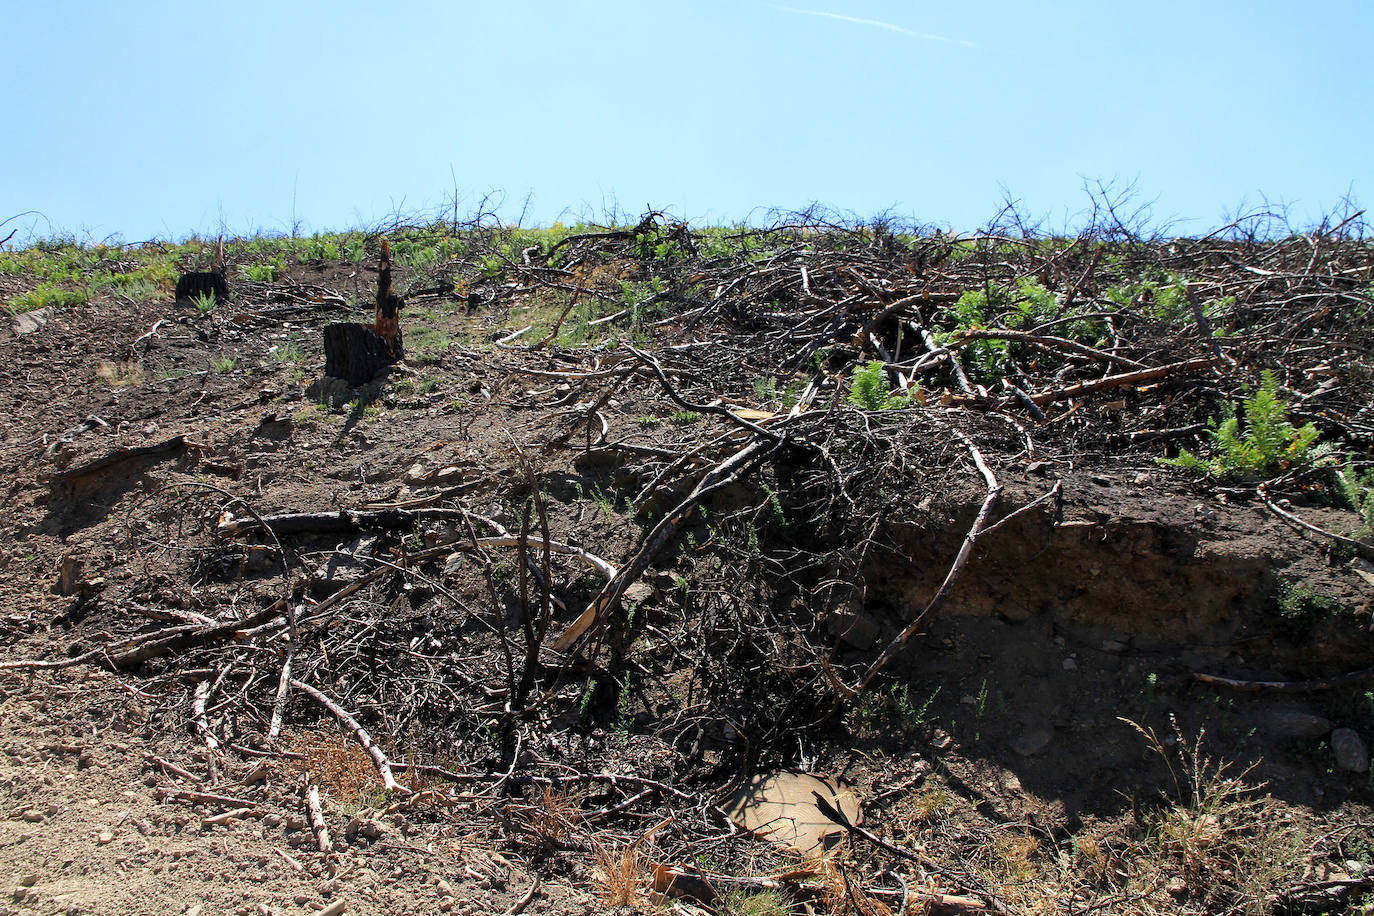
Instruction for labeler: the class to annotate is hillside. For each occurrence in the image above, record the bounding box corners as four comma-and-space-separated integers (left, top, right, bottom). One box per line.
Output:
2, 210, 1374, 915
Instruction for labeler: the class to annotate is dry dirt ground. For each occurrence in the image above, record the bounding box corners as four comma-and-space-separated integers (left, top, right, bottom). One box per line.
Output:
1, 245, 1373, 915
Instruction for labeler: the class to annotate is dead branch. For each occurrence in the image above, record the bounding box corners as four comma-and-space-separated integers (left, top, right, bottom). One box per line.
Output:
553, 436, 779, 652
289, 679, 410, 795
1259, 485, 1374, 562
40, 435, 189, 485
303, 779, 334, 855
842, 431, 1001, 697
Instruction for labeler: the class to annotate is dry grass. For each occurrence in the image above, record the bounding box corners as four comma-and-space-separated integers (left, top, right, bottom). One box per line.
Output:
289, 728, 385, 812
94, 359, 144, 387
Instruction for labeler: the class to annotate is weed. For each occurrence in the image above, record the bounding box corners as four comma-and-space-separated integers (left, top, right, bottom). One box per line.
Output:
1163, 370, 1326, 478
890, 683, 939, 732
670, 410, 703, 426
1275, 580, 1342, 637
212, 355, 238, 373
290, 729, 390, 815
910, 787, 954, 823
188, 290, 218, 313
751, 375, 780, 406
636, 415, 662, 429
1120, 715, 1303, 905
270, 342, 305, 365
848, 360, 913, 410
718, 888, 789, 916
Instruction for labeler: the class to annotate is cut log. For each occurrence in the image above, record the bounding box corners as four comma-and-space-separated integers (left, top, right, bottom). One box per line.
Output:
322, 322, 403, 385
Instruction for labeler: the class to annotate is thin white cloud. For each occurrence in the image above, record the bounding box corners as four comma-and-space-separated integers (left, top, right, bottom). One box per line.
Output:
774, 6, 975, 47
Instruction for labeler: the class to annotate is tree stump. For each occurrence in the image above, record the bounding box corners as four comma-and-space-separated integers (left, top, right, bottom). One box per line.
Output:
322, 323, 404, 386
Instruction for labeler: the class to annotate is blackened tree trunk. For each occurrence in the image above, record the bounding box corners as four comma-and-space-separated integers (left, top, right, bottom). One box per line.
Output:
322, 323, 404, 385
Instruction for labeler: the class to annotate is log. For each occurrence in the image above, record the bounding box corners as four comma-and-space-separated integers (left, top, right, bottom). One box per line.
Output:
322, 322, 403, 385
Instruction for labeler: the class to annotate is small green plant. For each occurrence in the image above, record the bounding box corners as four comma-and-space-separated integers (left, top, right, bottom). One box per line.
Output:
1275, 580, 1341, 637
7, 282, 89, 315
848, 361, 913, 410
669, 410, 702, 426
188, 290, 218, 313
212, 355, 238, 373
717, 888, 789, 916
637, 415, 663, 429
890, 684, 939, 733
239, 261, 281, 282
271, 342, 305, 365
1335, 463, 1374, 536
1164, 370, 1325, 478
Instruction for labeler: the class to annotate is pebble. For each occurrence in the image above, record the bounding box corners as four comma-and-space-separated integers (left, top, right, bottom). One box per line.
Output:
1332, 728, 1371, 773
1166, 876, 1188, 897
17, 875, 38, 888
1011, 728, 1053, 756
435, 879, 455, 897
1062, 658, 1078, 671
96, 830, 115, 845
319, 901, 347, 916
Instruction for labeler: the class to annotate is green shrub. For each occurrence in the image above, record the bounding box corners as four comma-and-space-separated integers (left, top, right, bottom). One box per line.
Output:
1164, 371, 1324, 478
7, 282, 89, 314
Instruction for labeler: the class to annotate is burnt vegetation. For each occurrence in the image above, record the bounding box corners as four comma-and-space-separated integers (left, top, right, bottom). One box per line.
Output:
4, 190, 1374, 914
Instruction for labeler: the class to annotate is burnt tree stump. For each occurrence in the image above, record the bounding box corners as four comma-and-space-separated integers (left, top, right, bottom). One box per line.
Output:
323, 323, 404, 385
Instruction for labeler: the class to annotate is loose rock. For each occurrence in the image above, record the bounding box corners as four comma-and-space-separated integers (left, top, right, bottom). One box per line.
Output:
1332, 728, 1370, 772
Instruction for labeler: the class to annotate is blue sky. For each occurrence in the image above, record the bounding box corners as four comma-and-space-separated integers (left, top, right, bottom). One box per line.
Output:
4, 1, 1369, 241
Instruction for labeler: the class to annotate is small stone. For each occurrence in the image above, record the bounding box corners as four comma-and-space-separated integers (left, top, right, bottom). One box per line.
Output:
438, 898, 454, 913
1332, 728, 1371, 773
293, 896, 311, 906
1255, 708, 1333, 741
186, 906, 203, 916
435, 879, 455, 897
1062, 658, 1078, 671
17, 875, 38, 888
1166, 876, 1188, 897
20, 809, 44, 823
1011, 728, 1053, 756
319, 902, 347, 916
96, 830, 115, 845
1100, 640, 1127, 653
262, 814, 282, 828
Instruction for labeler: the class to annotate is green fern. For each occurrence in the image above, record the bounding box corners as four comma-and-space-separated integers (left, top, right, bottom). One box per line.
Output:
1164, 370, 1325, 478
1334, 463, 1374, 535
848, 360, 913, 410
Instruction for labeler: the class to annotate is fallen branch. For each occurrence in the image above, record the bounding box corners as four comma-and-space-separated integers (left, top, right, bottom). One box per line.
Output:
40, 435, 190, 485
1017, 356, 1223, 407
290, 679, 410, 794
1259, 485, 1374, 562
553, 436, 779, 652
217, 506, 467, 538
1191, 667, 1374, 693
303, 779, 334, 855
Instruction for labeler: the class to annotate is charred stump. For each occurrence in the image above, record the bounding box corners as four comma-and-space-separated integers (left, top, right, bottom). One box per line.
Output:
323, 322, 404, 385
320, 238, 406, 385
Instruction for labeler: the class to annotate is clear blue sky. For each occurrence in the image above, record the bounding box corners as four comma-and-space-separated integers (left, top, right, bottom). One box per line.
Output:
4, 1, 1369, 242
